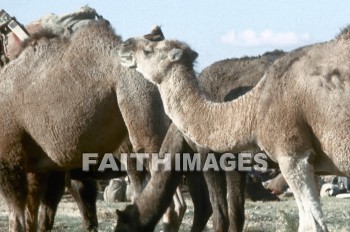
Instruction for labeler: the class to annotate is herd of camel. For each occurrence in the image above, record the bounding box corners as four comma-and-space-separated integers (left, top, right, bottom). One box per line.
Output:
0, 6, 349, 232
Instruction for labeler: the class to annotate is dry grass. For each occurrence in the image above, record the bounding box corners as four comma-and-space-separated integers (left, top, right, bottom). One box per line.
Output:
243, 196, 350, 232
0, 193, 350, 231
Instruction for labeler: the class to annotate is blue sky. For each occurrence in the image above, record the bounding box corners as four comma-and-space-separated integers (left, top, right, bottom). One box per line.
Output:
2, 1, 350, 71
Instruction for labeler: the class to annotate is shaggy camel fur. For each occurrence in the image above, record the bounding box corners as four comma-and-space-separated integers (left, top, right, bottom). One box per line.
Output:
198, 50, 285, 102
1, 10, 131, 230
116, 48, 284, 231
157, 50, 285, 232
116, 41, 284, 232
199, 50, 285, 207
16, 13, 252, 232
0, 20, 176, 231
1, 9, 138, 230
119, 26, 350, 232
1, 9, 281, 230
0, 16, 220, 231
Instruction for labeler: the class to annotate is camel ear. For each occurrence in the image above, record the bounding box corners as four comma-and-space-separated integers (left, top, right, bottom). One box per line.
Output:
168, 48, 183, 62
144, 25, 165, 41
116, 205, 140, 222
116, 209, 122, 216
191, 51, 198, 62
116, 209, 128, 222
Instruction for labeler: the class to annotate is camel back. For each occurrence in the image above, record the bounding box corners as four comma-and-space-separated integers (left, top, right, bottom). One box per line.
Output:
198, 50, 286, 102
0, 6, 104, 65
35, 6, 103, 36
336, 25, 350, 41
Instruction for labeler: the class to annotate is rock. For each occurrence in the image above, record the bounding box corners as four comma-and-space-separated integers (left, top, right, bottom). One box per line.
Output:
103, 178, 127, 202
335, 193, 350, 199
320, 183, 339, 197
266, 173, 288, 195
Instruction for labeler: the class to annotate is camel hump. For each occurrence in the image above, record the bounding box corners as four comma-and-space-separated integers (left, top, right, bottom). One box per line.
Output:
2, 6, 107, 62
35, 5, 104, 36
336, 25, 350, 41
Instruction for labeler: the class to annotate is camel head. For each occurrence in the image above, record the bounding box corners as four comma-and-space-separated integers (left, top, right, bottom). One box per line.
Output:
119, 26, 198, 84
115, 205, 140, 232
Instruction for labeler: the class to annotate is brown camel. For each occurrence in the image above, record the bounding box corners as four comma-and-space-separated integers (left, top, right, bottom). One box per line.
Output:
119, 26, 350, 232
1, 10, 130, 231
0, 12, 219, 231
200, 49, 288, 203
1, 8, 138, 231
199, 53, 284, 204
198, 50, 285, 103
0, 19, 174, 231
0, 7, 169, 231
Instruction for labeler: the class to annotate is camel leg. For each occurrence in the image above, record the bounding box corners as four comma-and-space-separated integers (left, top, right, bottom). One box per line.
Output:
38, 171, 66, 231
226, 170, 246, 232
0, 143, 27, 232
25, 172, 48, 232
116, 156, 182, 231
187, 172, 212, 232
278, 151, 328, 232
116, 170, 182, 232
193, 149, 229, 232
124, 155, 148, 202
68, 178, 98, 231
115, 123, 184, 231
162, 201, 176, 232
162, 186, 187, 232
203, 169, 229, 232
174, 187, 186, 227
127, 171, 147, 202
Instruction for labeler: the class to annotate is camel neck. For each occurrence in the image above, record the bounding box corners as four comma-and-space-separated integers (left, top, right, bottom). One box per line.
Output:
158, 64, 258, 153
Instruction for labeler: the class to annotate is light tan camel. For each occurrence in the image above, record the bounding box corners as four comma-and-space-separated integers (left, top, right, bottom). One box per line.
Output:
119, 26, 350, 232
163, 49, 285, 231
115, 49, 284, 232
115, 50, 284, 232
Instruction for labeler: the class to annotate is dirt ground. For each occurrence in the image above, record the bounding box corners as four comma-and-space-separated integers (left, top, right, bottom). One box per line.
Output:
0, 193, 350, 231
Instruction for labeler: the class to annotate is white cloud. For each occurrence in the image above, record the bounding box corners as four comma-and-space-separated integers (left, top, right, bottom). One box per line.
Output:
220, 29, 311, 47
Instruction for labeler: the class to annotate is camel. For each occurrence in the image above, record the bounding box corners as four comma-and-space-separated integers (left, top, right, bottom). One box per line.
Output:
0, 8, 136, 231
116, 48, 285, 231
198, 50, 285, 103
1, 8, 280, 231
18, 11, 266, 232
0, 12, 226, 231
119, 26, 350, 232
0, 7, 167, 231
151, 50, 285, 231
0, 18, 177, 231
